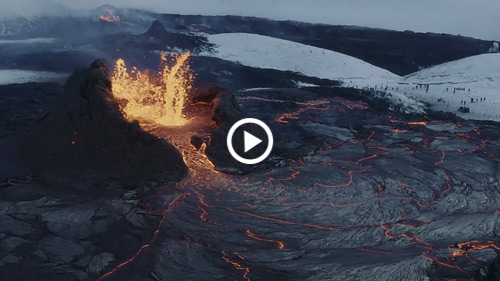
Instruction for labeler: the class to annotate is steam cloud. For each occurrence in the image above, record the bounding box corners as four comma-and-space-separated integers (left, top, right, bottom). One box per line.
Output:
1, 0, 499, 40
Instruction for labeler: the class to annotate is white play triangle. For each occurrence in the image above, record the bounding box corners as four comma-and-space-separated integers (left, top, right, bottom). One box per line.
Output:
244, 131, 262, 153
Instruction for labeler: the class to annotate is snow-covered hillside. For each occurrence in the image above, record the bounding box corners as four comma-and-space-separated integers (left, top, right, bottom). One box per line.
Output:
200, 33, 400, 82
393, 54, 500, 121
201, 33, 500, 121
406, 53, 500, 87
200, 32, 426, 113
200, 33, 424, 112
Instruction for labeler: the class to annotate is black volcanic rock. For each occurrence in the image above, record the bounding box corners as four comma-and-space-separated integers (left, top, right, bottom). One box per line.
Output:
211, 91, 244, 127
202, 89, 270, 173
134, 19, 212, 53
192, 86, 229, 104
2, 84, 500, 280
4, 59, 187, 182
189, 135, 204, 150
142, 19, 169, 40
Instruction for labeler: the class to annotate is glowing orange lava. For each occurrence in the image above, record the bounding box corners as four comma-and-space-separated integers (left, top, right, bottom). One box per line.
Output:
246, 230, 285, 249
99, 8, 135, 25
99, 15, 120, 23
111, 53, 194, 127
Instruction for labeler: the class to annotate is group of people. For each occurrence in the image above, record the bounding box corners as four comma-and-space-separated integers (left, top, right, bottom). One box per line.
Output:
460, 97, 487, 105
351, 82, 492, 116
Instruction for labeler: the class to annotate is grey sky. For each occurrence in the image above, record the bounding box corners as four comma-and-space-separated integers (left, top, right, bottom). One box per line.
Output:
2, 0, 499, 40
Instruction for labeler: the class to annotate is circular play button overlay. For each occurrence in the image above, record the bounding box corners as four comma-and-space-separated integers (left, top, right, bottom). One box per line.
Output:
227, 118, 274, 165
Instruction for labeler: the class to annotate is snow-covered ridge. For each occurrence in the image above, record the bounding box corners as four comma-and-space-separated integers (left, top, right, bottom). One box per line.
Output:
405, 53, 500, 87
200, 33, 500, 122
396, 53, 500, 121
200, 33, 425, 113
200, 33, 400, 81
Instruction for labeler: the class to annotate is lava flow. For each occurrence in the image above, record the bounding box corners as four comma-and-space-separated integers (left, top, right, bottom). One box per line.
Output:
99, 7, 135, 25
97, 66, 500, 280
111, 53, 193, 127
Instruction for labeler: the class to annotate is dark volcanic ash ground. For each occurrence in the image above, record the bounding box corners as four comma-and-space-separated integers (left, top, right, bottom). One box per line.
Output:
1, 7, 500, 281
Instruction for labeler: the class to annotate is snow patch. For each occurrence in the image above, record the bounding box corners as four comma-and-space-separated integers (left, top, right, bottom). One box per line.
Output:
239, 87, 273, 92
0, 38, 58, 45
294, 81, 319, 88
0, 70, 68, 85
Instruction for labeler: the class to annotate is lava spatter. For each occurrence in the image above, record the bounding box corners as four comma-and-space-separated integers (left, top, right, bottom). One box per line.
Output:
111, 53, 193, 127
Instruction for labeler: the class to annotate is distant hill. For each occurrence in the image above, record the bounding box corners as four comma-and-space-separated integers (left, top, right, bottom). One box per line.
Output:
159, 14, 496, 76
1, 8, 495, 76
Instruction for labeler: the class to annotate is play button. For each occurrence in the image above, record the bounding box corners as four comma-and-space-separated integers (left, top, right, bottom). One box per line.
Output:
227, 118, 274, 165
244, 131, 262, 153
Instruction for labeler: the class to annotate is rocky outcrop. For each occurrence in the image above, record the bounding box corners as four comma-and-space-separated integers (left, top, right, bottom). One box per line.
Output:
138, 19, 211, 53
12, 59, 187, 182
192, 86, 254, 173
191, 86, 229, 104
141, 19, 169, 41
210, 91, 244, 127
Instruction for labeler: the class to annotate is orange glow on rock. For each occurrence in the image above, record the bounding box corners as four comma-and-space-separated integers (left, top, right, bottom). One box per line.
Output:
246, 230, 285, 249
99, 7, 135, 25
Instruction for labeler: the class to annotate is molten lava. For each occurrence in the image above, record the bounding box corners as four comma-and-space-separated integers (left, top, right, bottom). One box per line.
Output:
111, 53, 193, 127
99, 8, 135, 25
99, 8, 121, 23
